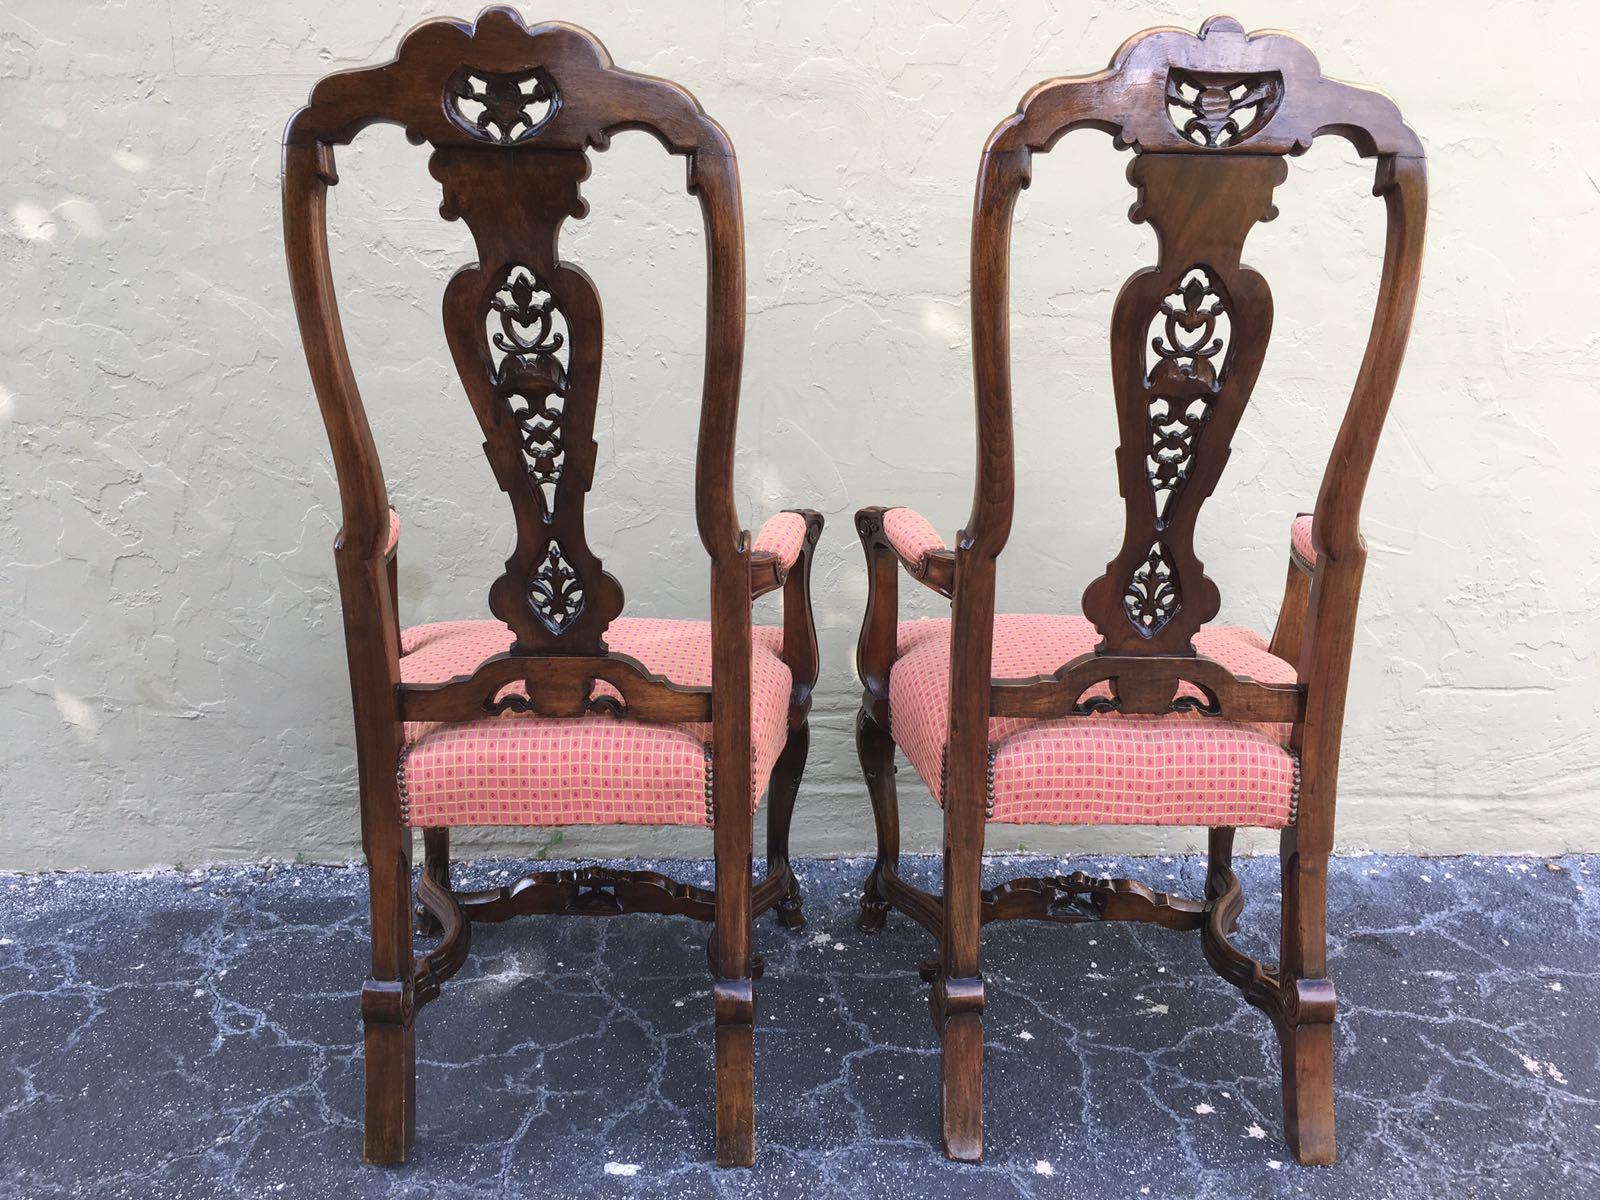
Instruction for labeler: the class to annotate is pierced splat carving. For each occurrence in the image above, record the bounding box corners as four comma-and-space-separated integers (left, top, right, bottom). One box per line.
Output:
1165, 69, 1282, 149
1146, 267, 1232, 527
1082, 153, 1285, 654
1123, 541, 1181, 635
1147, 396, 1211, 525
434, 148, 624, 654
509, 391, 565, 510
446, 67, 557, 145
1148, 267, 1229, 387
489, 265, 568, 379
490, 267, 571, 513
529, 540, 584, 633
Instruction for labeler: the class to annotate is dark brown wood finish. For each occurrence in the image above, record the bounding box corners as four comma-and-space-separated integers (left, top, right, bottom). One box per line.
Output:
853, 16, 1425, 1167
282, 7, 822, 1168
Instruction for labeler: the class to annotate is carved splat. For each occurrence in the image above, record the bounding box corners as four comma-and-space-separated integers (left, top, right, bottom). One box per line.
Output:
1081, 152, 1287, 654
434, 147, 622, 654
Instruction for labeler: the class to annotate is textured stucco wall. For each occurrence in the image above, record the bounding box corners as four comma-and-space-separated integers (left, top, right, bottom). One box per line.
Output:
2, 1, 1596, 870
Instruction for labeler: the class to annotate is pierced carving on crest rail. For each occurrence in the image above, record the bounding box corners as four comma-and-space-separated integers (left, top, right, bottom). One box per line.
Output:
1124, 541, 1181, 636
529, 541, 584, 633
446, 67, 557, 145
1165, 69, 1283, 149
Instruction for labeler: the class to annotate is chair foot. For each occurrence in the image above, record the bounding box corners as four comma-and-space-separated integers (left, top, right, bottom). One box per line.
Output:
774, 887, 806, 931
858, 896, 890, 933
1282, 1019, 1337, 1165
940, 1010, 984, 1162
713, 979, 756, 1167
858, 866, 890, 932
362, 1016, 415, 1165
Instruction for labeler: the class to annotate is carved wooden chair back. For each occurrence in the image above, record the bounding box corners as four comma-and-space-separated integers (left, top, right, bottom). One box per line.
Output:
283, 8, 752, 754
955, 14, 1426, 770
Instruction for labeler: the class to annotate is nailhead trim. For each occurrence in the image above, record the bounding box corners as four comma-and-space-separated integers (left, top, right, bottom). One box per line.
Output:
396, 745, 413, 826
985, 746, 998, 820
933, 746, 997, 820
1287, 749, 1303, 826
703, 743, 715, 827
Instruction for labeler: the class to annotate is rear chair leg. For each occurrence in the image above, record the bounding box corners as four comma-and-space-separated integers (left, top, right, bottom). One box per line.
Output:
937, 842, 985, 1162
1279, 831, 1338, 1165
857, 709, 900, 932
713, 976, 756, 1166
765, 722, 808, 930
362, 839, 416, 1165
711, 751, 756, 1168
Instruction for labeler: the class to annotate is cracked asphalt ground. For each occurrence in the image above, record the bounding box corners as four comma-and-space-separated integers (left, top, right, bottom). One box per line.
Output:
1, 855, 1595, 1198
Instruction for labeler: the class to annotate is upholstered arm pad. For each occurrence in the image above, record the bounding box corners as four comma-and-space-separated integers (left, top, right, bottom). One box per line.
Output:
882, 507, 946, 567
752, 511, 811, 571
1289, 512, 1316, 570
385, 507, 401, 558
857, 505, 955, 599
750, 509, 823, 602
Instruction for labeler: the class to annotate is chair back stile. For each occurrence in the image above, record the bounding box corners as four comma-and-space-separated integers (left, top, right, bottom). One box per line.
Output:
281, 9, 749, 750
956, 16, 1426, 766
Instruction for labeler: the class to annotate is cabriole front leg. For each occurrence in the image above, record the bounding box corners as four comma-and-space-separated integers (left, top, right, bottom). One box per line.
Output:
765, 722, 808, 929
857, 708, 900, 932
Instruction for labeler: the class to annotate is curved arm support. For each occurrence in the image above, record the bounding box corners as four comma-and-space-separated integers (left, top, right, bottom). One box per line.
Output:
756, 510, 825, 717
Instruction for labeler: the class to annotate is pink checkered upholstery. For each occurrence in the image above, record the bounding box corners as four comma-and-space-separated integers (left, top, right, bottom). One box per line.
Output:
398, 618, 792, 828
1290, 513, 1316, 567
752, 511, 809, 570
385, 508, 400, 556
883, 507, 945, 566
888, 614, 1300, 828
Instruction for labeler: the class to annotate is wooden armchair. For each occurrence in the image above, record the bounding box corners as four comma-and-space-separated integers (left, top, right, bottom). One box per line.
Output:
853, 16, 1424, 1166
281, 8, 822, 1167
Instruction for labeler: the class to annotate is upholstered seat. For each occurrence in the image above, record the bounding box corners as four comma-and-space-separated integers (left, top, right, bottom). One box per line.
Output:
398, 618, 792, 828
888, 614, 1299, 827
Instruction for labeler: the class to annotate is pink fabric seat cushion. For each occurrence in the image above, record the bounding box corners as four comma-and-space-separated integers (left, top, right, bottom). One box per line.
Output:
1290, 513, 1316, 567
889, 614, 1300, 828
398, 618, 792, 829
752, 511, 809, 570
883, 507, 945, 565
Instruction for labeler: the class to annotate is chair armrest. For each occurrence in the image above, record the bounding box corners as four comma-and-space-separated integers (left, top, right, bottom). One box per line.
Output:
747, 509, 824, 714
1270, 512, 1316, 665
750, 509, 821, 601
860, 505, 955, 598
1289, 512, 1316, 574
